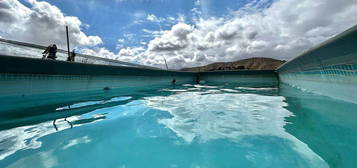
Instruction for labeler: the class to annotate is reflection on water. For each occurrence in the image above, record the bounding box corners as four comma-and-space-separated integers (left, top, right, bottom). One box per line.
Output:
0, 113, 107, 161
0, 83, 356, 167
279, 84, 357, 168
0, 117, 74, 160
56, 96, 132, 111
146, 91, 289, 142
146, 87, 327, 167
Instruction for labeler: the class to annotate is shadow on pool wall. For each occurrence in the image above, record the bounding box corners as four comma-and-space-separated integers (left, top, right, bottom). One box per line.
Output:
277, 25, 357, 104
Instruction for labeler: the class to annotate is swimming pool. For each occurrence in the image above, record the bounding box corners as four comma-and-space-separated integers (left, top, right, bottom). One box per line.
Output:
0, 82, 356, 168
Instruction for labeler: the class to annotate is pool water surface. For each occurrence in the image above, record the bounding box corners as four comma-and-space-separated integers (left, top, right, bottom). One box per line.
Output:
0, 83, 356, 168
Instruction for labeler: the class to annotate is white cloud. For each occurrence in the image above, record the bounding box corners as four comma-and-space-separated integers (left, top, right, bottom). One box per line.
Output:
0, 0, 102, 49
131, 11, 147, 24
146, 13, 180, 29
148, 23, 193, 51
104, 0, 357, 69
118, 46, 146, 61
146, 14, 158, 22
142, 29, 163, 38
81, 47, 117, 59
116, 38, 125, 49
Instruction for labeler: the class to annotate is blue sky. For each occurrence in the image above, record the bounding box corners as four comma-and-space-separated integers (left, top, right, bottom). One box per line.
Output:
18, 0, 252, 52
1, 0, 356, 68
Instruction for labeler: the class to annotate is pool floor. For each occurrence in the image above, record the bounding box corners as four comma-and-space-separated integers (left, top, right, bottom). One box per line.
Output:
0, 83, 356, 168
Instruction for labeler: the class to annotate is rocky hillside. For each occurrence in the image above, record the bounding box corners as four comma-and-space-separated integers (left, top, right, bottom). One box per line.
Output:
181, 57, 286, 72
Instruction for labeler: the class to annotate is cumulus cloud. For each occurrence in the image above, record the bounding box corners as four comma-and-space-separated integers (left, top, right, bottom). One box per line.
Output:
81, 47, 116, 59
108, 0, 357, 69
0, 0, 102, 49
148, 23, 193, 51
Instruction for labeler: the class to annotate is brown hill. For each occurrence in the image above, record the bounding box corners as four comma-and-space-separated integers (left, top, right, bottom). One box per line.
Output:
181, 57, 285, 72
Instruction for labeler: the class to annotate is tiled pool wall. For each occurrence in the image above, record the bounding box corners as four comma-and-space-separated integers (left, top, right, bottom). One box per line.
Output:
0, 55, 196, 112
198, 70, 278, 86
277, 25, 357, 103
0, 55, 279, 113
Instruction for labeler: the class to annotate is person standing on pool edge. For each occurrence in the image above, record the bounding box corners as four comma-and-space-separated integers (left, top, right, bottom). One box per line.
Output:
42, 44, 57, 60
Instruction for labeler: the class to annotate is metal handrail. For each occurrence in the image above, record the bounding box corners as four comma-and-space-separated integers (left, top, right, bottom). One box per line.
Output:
0, 38, 159, 70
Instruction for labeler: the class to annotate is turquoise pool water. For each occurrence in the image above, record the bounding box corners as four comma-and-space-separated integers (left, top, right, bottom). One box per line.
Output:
0, 83, 356, 168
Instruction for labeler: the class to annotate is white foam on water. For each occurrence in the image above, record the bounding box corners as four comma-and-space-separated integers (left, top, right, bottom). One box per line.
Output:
145, 92, 328, 167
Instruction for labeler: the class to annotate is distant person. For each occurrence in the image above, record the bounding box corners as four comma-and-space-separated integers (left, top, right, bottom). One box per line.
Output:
67, 49, 76, 62
42, 44, 57, 60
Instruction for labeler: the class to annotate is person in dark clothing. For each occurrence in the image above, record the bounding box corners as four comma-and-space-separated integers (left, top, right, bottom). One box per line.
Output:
42, 44, 57, 60
67, 49, 76, 62
42, 45, 51, 59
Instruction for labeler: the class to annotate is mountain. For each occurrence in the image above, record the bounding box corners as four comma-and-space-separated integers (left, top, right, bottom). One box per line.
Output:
181, 57, 286, 72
